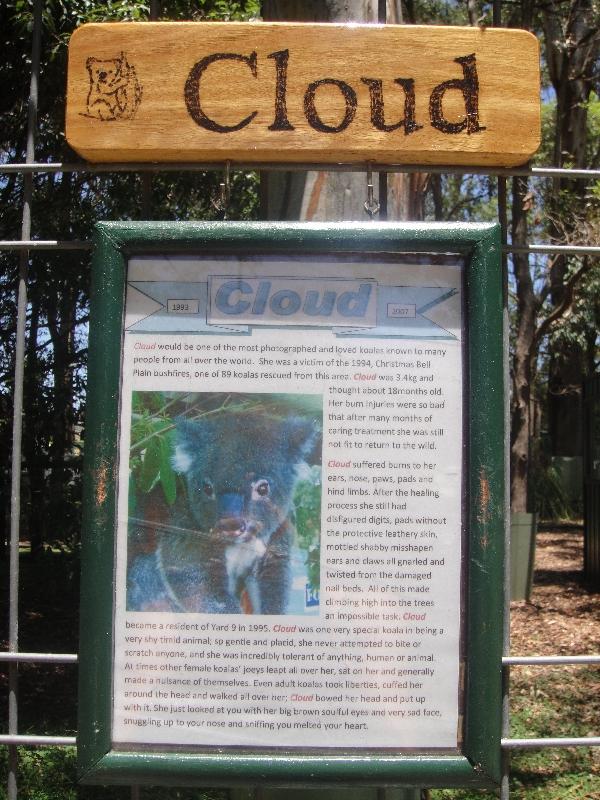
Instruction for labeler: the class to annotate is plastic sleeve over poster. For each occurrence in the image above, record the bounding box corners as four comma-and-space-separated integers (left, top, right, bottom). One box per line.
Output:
112, 252, 465, 751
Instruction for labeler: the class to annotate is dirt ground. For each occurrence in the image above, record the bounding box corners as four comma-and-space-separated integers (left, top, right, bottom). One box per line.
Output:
508, 524, 600, 797
510, 525, 600, 655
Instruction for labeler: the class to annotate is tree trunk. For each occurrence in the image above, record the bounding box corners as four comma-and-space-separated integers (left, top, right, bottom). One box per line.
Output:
510, 176, 539, 513
543, 0, 599, 457
261, 0, 425, 223
45, 276, 77, 546
23, 294, 46, 555
255, 11, 421, 800
261, 0, 378, 221
547, 349, 584, 457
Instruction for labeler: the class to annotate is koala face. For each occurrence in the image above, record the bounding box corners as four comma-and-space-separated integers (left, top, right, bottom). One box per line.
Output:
173, 414, 317, 544
86, 57, 122, 94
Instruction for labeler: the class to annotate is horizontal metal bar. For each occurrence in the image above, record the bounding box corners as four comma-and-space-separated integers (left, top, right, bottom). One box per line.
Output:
502, 736, 600, 749
3, 653, 596, 666
503, 655, 600, 665
0, 652, 78, 664
0, 735, 76, 747
507, 244, 600, 256
2, 162, 600, 179
2, 240, 599, 256
1, 734, 598, 750
1, 653, 597, 666
0, 240, 92, 251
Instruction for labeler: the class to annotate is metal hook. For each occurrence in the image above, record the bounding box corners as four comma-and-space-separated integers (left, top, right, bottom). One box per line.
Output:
364, 163, 380, 220
211, 160, 231, 219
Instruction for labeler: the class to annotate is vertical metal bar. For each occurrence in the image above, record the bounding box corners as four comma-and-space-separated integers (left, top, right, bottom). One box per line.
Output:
8, 1, 42, 798
132, 5, 161, 795
140, 0, 161, 217
374, 7, 415, 797
492, 0, 502, 26
133, 4, 160, 795
492, 3, 511, 799
378, 0, 388, 220
378, 6, 410, 797
500, 173, 511, 800
493, 3, 511, 799
501, 515, 511, 800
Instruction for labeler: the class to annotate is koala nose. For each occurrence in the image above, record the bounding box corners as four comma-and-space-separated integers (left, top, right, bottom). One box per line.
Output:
214, 516, 260, 539
215, 516, 244, 534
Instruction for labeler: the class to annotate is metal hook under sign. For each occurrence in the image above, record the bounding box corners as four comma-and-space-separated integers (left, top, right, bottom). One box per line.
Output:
364, 163, 380, 219
211, 161, 231, 219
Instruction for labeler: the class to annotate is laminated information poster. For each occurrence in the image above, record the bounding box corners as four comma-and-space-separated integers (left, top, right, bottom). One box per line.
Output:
113, 252, 464, 750
79, 222, 505, 787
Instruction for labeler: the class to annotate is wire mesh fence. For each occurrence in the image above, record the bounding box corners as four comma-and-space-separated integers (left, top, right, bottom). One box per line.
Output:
1, 2, 599, 800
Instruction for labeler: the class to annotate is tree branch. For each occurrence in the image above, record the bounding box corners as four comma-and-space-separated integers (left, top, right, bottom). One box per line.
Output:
534, 256, 592, 346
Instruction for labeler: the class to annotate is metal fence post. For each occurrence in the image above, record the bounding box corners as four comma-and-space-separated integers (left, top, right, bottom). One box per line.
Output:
7, 1, 42, 798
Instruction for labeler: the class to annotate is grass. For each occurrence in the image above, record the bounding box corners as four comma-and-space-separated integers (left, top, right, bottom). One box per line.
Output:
506, 665, 600, 800
431, 664, 600, 800
0, 743, 227, 800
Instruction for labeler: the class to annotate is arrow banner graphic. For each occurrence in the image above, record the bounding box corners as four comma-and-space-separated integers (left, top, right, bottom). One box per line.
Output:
126, 280, 458, 340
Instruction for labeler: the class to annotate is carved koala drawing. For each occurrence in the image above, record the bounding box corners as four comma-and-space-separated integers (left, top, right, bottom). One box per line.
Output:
85, 52, 142, 121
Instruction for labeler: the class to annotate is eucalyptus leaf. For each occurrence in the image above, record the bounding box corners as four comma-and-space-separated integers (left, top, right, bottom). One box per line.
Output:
138, 437, 161, 494
159, 434, 177, 506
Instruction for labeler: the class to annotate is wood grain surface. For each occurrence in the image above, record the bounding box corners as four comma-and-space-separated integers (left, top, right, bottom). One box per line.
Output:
66, 22, 540, 166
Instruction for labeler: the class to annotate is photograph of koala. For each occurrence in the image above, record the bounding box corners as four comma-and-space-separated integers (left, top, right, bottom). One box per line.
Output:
126, 391, 322, 615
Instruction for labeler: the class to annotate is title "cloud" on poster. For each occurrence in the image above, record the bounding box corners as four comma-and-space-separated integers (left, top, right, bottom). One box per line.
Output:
208, 277, 377, 328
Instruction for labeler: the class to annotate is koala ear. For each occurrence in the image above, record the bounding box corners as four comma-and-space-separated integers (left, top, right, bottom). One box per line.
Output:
171, 416, 208, 474
172, 445, 192, 474
283, 417, 320, 462
86, 57, 96, 70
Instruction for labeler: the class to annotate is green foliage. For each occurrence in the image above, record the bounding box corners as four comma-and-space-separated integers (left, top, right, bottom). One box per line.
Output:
533, 462, 576, 521
534, 100, 557, 168
404, 0, 469, 25
130, 391, 178, 505
0, 747, 79, 800
293, 465, 321, 588
0, 746, 230, 799
187, 0, 260, 20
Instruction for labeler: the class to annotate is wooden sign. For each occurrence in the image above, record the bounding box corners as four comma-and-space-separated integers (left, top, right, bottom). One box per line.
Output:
66, 22, 540, 166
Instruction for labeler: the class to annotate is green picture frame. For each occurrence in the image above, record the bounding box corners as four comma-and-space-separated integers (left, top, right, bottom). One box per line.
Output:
79, 221, 505, 788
